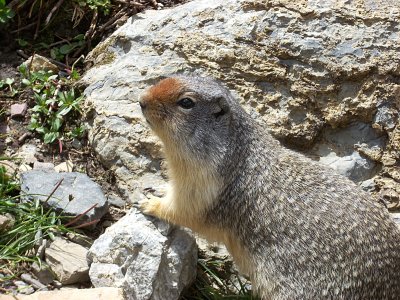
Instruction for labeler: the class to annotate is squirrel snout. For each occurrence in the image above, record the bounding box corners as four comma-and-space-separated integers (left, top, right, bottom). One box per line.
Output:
139, 100, 147, 110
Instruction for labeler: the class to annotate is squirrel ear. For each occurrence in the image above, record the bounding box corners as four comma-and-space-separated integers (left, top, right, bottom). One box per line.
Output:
213, 96, 230, 120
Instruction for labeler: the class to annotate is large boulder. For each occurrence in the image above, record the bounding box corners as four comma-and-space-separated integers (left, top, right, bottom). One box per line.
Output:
82, 0, 400, 210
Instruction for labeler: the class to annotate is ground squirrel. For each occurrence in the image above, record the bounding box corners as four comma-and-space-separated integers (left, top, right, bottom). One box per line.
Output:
139, 75, 400, 300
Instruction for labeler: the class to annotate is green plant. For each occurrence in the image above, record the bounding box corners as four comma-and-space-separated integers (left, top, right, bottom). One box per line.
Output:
184, 257, 258, 300
0, 160, 19, 199
49, 34, 86, 61
74, 0, 112, 14
0, 0, 14, 24
0, 77, 18, 96
19, 63, 85, 146
0, 157, 68, 267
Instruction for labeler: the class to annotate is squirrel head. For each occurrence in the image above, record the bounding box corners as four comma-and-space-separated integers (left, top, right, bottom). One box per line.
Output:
140, 76, 239, 163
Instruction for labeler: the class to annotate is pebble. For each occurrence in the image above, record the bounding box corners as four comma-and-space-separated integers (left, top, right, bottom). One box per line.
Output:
10, 103, 28, 118
14, 280, 35, 295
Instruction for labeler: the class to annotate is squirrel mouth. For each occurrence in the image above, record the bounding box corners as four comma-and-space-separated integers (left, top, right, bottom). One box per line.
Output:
145, 118, 153, 128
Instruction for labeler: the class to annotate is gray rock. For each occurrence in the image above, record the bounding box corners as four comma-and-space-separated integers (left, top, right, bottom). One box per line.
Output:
373, 104, 399, 131
311, 122, 385, 182
45, 237, 90, 285
31, 261, 55, 285
14, 280, 35, 294
88, 208, 197, 300
0, 213, 15, 232
360, 178, 377, 193
20, 171, 108, 227
81, 0, 400, 206
33, 161, 55, 171
107, 193, 126, 208
15, 144, 37, 165
20, 273, 47, 291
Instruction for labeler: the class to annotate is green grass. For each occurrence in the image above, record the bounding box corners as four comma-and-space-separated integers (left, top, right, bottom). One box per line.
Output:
0, 158, 72, 274
183, 256, 259, 300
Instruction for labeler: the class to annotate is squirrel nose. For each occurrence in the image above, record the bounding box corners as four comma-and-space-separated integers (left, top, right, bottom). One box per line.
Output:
139, 100, 147, 110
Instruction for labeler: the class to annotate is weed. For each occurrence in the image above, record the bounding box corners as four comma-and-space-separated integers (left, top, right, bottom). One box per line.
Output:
183, 257, 258, 300
0, 0, 14, 24
19, 63, 85, 146
0, 77, 18, 97
74, 0, 112, 14
0, 157, 71, 271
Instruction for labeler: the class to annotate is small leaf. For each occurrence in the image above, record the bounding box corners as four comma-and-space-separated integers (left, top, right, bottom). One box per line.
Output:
58, 106, 71, 116
51, 117, 62, 131
21, 78, 31, 86
59, 44, 75, 55
73, 34, 85, 41
43, 132, 59, 144
5, 78, 14, 85
16, 38, 28, 47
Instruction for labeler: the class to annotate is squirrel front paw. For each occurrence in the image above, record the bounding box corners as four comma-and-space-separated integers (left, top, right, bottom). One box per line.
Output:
138, 195, 163, 217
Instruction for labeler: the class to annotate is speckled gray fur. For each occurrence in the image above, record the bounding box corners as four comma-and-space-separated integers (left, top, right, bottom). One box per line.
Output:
176, 76, 400, 300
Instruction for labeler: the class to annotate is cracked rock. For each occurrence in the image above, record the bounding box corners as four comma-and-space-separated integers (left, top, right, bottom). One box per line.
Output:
20, 171, 108, 228
88, 208, 197, 300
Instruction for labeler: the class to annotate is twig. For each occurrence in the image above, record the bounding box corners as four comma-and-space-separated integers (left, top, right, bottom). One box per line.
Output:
16, 50, 29, 59
43, 178, 64, 204
34, 1, 44, 40
97, 8, 127, 33
85, 10, 98, 40
70, 218, 100, 229
65, 203, 98, 227
45, 0, 65, 25
10, 22, 35, 34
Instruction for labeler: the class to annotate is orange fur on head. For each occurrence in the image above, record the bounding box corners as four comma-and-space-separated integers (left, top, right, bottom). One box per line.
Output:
142, 77, 184, 104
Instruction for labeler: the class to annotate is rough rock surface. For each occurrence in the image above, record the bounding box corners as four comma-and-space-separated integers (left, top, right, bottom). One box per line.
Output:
0, 287, 125, 300
82, 0, 400, 211
45, 237, 90, 285
20, 171, 108, 226
87, 208, 197, 300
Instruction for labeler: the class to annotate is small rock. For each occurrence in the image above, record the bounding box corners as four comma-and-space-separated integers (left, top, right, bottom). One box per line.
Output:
20, 274, 47, 291
20, 171, 108, 227
45, 237, 90, 285
359, 178, 376, 193
107, 193, 125, 208
22, 54, 59, 73
18, 132, 32, 144
0, 160, 17, 177
31, 262, 55, 285
71, 138, 82, 150
19, 163, 33, 173
0, 287, 125, 300
66, 232, 93, 248
0, 213, 15, 232
54, 160, 74, 172
35, 239, 50, 259
33, 161, 55, 171
15, 144, 37, 165
10, 103, 28, 118
373, 105, 398, 131
14, 280, 35, 295
88, 208, 197, 300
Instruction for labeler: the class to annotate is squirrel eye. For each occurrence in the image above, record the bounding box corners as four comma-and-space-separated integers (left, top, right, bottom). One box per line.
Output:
177, 98, 195, 109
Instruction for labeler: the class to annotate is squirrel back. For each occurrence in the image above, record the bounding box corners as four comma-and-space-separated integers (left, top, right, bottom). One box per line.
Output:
139, 75, 400, 300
